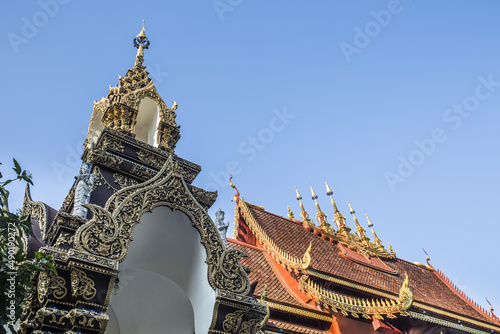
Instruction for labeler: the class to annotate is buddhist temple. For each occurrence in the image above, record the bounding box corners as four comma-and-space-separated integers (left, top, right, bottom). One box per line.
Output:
19, 23, 500, 334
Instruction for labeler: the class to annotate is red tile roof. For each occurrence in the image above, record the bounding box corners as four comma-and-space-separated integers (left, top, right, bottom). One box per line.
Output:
227, 239, 302, 307
238, 201, 500, 328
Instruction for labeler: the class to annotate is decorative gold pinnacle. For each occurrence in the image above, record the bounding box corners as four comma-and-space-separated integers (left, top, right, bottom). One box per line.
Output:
348, 202, 369, 243
325, 181, 348, 231
388, 242, 395, 255
287, 205, 295, 220
310, 186, 329, 228
296, 187, 314, 227
366, 214, 383, 249
133, 20, 150, 68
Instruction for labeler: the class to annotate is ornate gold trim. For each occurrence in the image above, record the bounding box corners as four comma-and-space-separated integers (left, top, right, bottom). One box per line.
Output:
238, 199, 311, 272
74, 156, 251, 294
266, 301, 332, 322
298, 273, 413, 320
411, 302, 500, 333
37, 271, 68, 303
22, 184, 49, 241
409, 311, 495, 334
53, 232, 74, 247
70, 268, 97, 300
305, 269, 399, 300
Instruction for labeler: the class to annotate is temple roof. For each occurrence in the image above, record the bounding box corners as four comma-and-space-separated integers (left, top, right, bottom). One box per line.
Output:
229, 195, 500, 333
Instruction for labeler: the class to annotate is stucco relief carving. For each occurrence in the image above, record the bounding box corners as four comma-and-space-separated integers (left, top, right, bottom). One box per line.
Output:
74, 156, 251, 294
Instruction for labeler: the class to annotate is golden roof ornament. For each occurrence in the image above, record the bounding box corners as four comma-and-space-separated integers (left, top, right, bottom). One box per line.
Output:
133, 20, 150, 49
325, 181, 348, 232
310, 186, 330, 230
295, 187, 314, 228
133, 20, 150, 68
366, 214, 383, 249
348, 201, 369, 244
287, 205, 295, 220
388, 242, 395, 255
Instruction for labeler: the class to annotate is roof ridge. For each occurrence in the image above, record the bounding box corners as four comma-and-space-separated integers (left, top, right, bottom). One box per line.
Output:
238, 199, 312, 272
434, 268, 500, 325
244, 200, 303, 225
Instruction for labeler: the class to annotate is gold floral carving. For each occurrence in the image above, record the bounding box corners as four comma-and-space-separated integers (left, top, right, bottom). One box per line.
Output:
298, 273, 413, 320
70, 268, 97, 300
136, 149, 165, 169
87, 149, 124, 171
190, 185, 218, 209
54, 232, 75, 247
22, 184, 49, 242
129, 164, 156, 179
90, 166, 105, 192
222, 310, 246, 333
101, 135, 125, 153
102, 103, 138, 137
37, 271, 67, 303
74, 156, 251, 294
27, 306, 108, 332
112, 173, 139, 189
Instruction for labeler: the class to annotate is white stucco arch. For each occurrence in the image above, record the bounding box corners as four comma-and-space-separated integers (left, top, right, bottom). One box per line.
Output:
105, 206, 216, 334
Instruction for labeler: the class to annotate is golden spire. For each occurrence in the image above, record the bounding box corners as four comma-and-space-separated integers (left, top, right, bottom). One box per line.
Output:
287, 205, 295, 220
310, 186, 329, 229
133, 20, 150, 67
348, 202, 369, 243
296, 187, 314, 227
366, 214, 383, 249
325, 181, 348, 231
388, 242, 395, 255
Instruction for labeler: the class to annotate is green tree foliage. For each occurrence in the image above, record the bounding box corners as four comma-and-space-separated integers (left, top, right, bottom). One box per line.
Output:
0, 159, 56, 334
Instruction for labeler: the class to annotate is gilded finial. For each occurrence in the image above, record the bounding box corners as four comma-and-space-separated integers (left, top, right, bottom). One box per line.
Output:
229, 174, 240, 203
310, 185, 318, 200
133, 20, 150, 49
325, 181, 347, 231
348, 202, 368, 242
388, 242, 395, 255
310, 186, 329, 229
422, 249, 435, 270
366, 214, 383, 248
287, 206, 295, 220
296, 187, 314, 227
486, 298, 495, 314
295, 186, 302, 200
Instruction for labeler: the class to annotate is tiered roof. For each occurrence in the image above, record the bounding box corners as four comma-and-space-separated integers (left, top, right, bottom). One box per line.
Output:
227, 182, 500, 334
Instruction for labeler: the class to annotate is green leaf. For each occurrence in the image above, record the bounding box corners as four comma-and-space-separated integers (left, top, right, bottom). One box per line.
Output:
13, 158, 21, 175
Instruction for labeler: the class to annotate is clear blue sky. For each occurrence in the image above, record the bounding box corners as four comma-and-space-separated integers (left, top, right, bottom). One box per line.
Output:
2, 0, 499, 311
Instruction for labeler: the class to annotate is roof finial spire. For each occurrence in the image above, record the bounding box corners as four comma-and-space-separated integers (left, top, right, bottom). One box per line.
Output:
366, 214, 383, 249
296, 187, 314, 228
133, 20, 150, 67
348, 201, 369, 243
310, 186, 330, 230
325, 181, 348, 232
